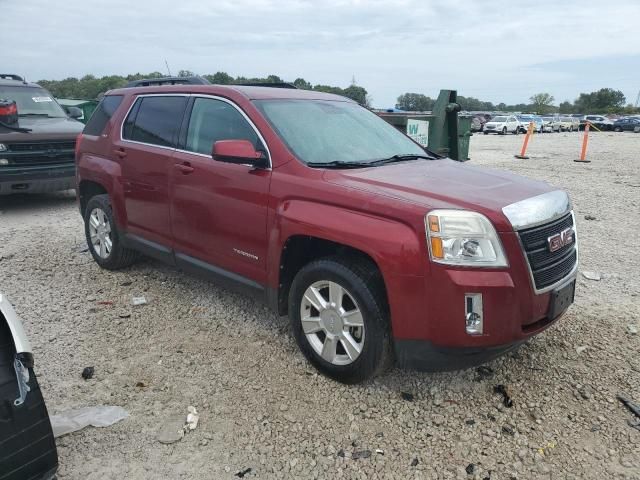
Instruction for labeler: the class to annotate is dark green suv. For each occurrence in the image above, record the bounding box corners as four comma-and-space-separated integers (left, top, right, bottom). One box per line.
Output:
0, 74, 84, 195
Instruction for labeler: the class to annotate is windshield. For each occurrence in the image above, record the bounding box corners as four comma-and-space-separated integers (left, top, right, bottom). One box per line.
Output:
543, 117, 552, 121
0, 86, 67, 118
254, 99, 425, 165
491, 116, 507, 122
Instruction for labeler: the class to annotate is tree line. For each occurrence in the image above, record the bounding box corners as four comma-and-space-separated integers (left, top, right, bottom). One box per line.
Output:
396, 88, 638, 115
36, 70, 369, 106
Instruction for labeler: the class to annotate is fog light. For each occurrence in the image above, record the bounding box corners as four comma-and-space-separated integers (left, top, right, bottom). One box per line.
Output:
0, 143, 7, 152
465, 293, 483, 335
0, 158, 9, 165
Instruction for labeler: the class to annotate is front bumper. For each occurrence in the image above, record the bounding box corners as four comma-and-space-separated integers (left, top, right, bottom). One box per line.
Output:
0, 164, 75, 195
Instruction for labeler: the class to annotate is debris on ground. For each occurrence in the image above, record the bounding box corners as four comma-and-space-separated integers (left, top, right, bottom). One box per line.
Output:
50, 406, 129, 438
375, 449, 384, 455
493, 385, 514, 408
135, 381, 146, 388
576, 345, 588, 355
617, 393, 640, 430
132, 296, 147, 306
475, 365, 494, 381
400, 391, 414, 401
120, 281, 133, 286
410, 458, 419, 467
628, 324, 638, 335
235, 468, 252, 478
186, 406, 199, 431
466, 463, 475, 474
582, 271, 602, 281
81, 366, 94, 380
157, 415, 186, 444
97, 300, 114, 306
119, 312, 131, 319
337, 449, 345, 458
584, 215, 597, 220
501, 424, 515, 436
351, 450, 372, 460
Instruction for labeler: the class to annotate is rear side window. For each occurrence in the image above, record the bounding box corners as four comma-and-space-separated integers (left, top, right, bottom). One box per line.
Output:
123, 96, 187, 147
185, 98, 263, 155
83, 95, 123, 136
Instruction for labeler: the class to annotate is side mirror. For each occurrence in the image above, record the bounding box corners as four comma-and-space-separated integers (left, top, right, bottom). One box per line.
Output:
67, 106, 83, 119
212, 139, 268, 168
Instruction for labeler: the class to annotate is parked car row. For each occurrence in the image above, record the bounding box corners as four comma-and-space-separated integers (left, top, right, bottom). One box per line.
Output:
474, 111, 639, 134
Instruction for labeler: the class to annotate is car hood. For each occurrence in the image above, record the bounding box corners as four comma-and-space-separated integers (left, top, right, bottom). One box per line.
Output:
323, 159, 557, 231
0, 116, 84, 141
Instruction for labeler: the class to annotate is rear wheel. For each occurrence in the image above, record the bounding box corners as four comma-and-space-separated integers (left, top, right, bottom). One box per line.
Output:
614, 126, 622, 132
84, 194, 138, 270
289, 257, 391, 384
500, 127, 507, 135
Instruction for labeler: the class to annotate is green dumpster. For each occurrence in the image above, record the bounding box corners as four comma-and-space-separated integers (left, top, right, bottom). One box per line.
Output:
56, 98, 99, 124
377, 90, 472, 161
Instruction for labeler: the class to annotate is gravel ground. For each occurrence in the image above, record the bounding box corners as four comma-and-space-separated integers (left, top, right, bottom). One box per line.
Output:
0, 131, 639, 479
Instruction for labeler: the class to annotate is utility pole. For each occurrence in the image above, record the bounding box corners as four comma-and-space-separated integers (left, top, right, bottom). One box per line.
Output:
635, 90, 640, 109
164, 60, 172, 77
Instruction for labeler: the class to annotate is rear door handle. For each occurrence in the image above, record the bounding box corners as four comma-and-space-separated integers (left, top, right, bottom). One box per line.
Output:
113, 148, 127, 159
174, 162, 194, 174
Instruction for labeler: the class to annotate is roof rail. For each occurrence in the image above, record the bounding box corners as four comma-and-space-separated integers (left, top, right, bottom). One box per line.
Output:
236, 82, 297, 89
124, 76, 211, 88
0, 74, 25, 82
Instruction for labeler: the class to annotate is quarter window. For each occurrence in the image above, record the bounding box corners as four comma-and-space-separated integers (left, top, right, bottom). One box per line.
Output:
185, 98, 263, 155
84, 95, 123, 136
123, 96, 187, 147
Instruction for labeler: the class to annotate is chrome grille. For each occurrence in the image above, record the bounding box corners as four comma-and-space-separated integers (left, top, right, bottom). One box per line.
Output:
518, 213, 577, 291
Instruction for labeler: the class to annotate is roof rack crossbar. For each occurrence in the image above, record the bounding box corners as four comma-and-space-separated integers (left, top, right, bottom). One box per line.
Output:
0, 74, 25, 82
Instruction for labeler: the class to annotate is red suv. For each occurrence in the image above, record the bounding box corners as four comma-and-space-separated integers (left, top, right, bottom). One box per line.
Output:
76, 84, 578, 383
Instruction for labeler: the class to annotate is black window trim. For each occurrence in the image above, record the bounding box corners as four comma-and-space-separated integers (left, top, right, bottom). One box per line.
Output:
120, 93, 272, 169
120, 94, 189, 152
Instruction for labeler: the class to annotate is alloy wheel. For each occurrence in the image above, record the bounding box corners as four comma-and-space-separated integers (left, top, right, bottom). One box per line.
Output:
88, 207, 113, 259
300, 280, 365, 366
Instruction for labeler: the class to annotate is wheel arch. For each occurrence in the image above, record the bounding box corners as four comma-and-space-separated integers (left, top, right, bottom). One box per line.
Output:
78, 180, 108, 216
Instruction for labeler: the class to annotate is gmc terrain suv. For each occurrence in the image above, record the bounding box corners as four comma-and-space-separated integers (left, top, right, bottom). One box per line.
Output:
0, 74, 83, 195
76, 85, 578, 383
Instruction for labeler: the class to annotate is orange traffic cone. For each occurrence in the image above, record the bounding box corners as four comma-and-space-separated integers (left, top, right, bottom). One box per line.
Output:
514, 122, 535, 159
574, 122, 591, 163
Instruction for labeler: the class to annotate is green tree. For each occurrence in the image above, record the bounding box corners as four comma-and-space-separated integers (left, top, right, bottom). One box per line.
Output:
529, 93, 555, 114
574, 88, 626, 113
293, 78, 312, 90
395, 93, 435, 111
558, 101, 573, 113
342, 84, 369, 105
204, 72, 233, 84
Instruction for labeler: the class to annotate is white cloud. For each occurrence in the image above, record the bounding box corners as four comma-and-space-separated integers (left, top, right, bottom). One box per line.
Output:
3, 0, 639, 106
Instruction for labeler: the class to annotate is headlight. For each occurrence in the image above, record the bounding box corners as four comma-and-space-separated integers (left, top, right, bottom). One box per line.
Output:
0, 143, 7, 152
425, 210, 507, 267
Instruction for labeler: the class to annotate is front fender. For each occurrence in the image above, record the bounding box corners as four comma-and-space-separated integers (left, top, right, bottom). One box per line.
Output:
272, 199, 425, 278
0, 292, 31, 355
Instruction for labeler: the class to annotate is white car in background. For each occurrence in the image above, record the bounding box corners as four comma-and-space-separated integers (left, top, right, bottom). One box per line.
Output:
483, 115, 520, 135
542, 117, 561, 132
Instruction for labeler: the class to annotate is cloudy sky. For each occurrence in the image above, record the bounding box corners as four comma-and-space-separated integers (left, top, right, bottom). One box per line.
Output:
3, 0, 639, 107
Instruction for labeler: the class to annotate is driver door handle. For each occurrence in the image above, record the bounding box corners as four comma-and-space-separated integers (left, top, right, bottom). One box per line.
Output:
113, 148, 127, 159
174, 162, 194, 175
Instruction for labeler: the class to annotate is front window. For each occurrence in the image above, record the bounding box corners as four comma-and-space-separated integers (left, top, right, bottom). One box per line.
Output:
0, 86, 67, 118
254, 99, 425, 165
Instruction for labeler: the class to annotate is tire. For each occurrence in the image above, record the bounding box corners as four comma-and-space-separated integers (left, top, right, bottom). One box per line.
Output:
0, 322, 58, 479
500, 127, 507, 135
483, 131, 489, 135
288, 256, 392, 384
569, 126, 573, 132
84, 194, 138, 270
614, 126, 622, 132
513, 127, 519, 135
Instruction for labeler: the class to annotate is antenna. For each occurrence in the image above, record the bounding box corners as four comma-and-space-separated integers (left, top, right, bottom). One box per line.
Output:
164, 59, 172, 77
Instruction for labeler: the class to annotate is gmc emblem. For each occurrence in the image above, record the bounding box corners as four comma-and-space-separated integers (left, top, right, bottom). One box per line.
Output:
548, 227, 574, 253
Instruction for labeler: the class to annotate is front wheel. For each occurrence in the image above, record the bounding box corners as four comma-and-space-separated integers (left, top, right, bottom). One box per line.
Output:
500, 127, 507, 135
614, 126, 622, 132
289, 257, 391, 384
84, 194, 138, 270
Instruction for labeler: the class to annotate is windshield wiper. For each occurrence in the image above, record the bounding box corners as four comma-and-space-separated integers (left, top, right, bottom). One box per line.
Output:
306, 161, 371, 169
364, 153, 437, 166
0, 120, 31, 133
19, 113, 58, 118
